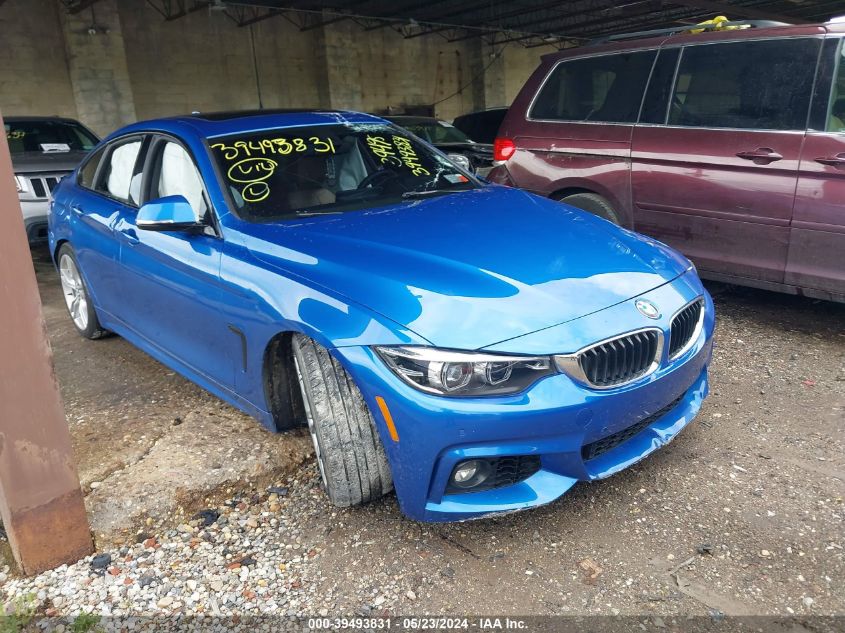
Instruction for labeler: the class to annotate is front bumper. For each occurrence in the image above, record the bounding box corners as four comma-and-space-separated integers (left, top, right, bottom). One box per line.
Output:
334, 276, 715, 522
21, 199, 50, 243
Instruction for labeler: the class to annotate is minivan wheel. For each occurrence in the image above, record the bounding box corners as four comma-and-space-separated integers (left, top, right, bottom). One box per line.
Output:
57, 244, 108, 340
291, 334, 393, 507
557, 193, 621, 225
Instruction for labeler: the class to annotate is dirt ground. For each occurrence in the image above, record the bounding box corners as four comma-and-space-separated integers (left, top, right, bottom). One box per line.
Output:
28, 244, 845, 616
31, 246, 313, 542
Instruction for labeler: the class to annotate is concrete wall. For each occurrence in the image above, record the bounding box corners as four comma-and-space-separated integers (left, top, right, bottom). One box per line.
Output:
60, 0, 137, 135
0, 0, 554, 135
119, 4, 324, 119
502, 45, 552, 107
0, 0, 77, 119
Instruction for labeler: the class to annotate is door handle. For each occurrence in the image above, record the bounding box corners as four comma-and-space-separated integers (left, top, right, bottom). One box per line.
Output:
735, 148, 783, 164
814, 154, 845, 168
120, 228, 139, 246
70, 205, 84, 216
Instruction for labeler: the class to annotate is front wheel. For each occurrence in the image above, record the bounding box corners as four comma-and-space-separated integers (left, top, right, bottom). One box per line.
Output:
557, 192, 621, 225
291, 334, 393, 507
57, 244, 108, 340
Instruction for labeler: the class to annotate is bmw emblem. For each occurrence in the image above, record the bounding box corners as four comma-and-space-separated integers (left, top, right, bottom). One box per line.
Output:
635, 299, 661, 319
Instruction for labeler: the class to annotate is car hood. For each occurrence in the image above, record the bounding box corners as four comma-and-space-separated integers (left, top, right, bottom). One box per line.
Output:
242, 187, 689, 349
11, 150, 89, 173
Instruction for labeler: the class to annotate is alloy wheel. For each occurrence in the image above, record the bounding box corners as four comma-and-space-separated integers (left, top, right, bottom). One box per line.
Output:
293, 354, 329, 489
59, 253, 89, 331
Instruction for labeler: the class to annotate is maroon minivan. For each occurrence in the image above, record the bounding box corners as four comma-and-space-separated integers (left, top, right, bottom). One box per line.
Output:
490, 21, 845, 302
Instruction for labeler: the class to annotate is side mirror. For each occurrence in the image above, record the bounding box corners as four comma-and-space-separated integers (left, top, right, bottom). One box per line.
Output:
137, 195, 201, 232
447, 153, 472, 173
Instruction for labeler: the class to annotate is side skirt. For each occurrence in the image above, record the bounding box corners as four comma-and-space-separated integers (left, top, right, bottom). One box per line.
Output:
97, 310, 276, 431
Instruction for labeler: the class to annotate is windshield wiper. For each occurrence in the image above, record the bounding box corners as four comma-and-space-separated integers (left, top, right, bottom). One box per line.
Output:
401, 188, 463, 199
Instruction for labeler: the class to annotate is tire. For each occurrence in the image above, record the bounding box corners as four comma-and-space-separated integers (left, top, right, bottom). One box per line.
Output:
57, 244, 108, 340
291, 334, 393, 507
558, 192, 621, 225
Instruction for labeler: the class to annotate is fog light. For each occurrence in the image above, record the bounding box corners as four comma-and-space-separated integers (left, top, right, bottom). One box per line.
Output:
454, 460, 479, 483
450, 459, 492, 490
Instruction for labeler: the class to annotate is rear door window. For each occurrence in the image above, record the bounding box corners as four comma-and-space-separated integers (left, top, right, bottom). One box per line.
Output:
669, 38, 820, 131
827, 40, 845, 132
640, 48, 681, 124
530, 51, 657, 123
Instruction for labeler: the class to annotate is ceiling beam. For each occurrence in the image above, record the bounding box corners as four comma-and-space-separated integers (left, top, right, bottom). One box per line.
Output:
544, 2, 685, 38
437, 0, 590, 38
63, 0, 104, 14
298, 14, 349, 31
414, 0, 504, 23
472, 0, 632, 34
164, 0, 212, 21
803, 0, 845, 20
233, 7, 285, 26
360, 0, 470, 31
668, 0, 808, 24
575, 10, 721, 39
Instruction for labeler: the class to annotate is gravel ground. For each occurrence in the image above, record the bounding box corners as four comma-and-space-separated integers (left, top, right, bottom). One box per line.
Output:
0, 248, 842, 621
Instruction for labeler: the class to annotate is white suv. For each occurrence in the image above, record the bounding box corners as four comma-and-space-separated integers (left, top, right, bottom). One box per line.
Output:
7, 116, 99, 243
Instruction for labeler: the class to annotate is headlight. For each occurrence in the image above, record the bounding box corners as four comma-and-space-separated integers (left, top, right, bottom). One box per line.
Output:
14, 175, 28, 194
374, 346, 556, 396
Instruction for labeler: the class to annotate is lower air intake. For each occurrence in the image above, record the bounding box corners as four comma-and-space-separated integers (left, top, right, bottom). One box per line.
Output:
581, 393, 685, 462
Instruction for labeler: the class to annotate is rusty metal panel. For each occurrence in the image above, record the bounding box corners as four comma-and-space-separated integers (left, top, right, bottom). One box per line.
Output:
0, 110, 93, 575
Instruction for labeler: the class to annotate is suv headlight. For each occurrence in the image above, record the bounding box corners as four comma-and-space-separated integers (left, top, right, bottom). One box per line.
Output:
14, 175, 28, 194
374, 346, 556, 396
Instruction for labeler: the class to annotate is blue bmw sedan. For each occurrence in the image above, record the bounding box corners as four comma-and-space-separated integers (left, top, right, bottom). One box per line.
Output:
49, 110, 714, 522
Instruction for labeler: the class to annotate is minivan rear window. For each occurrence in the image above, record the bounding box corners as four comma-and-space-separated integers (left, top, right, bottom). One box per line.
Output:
530, 51, 656, 124
668, 38, 820, 131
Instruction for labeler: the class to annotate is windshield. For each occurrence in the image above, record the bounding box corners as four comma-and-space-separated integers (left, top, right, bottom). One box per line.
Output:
209, 123, 477, 222
395, 120, 473, 144
5, 120, 99, 154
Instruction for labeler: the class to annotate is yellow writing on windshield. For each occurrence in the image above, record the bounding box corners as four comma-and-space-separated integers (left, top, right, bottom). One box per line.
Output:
227, 157, 277, 203
365, 134, 430, 177
6, 130, 25, 140
211, 136, 336, 204
392, 135, 430, 177
211, 137, 335, 161
366, 135, 401, 167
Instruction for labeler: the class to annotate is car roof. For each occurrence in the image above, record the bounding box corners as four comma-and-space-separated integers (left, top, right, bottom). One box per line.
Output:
105, 109, 389, 141
542, 22, 832, 62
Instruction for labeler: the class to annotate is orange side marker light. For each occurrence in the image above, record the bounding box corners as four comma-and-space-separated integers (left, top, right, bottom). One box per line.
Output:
375, 396, 399, 442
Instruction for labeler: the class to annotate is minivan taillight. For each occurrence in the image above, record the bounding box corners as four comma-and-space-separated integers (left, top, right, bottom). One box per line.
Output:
493, 137, 516, 162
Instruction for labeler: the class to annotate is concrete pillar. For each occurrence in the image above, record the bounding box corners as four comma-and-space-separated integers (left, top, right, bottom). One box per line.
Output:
0, 112, 93, 575
59, 0, 136, 136
469, 39, 507, 110
314, 18, 364, 110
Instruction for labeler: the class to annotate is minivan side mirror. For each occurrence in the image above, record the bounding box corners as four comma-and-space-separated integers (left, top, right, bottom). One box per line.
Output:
137, 195, 201, 232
